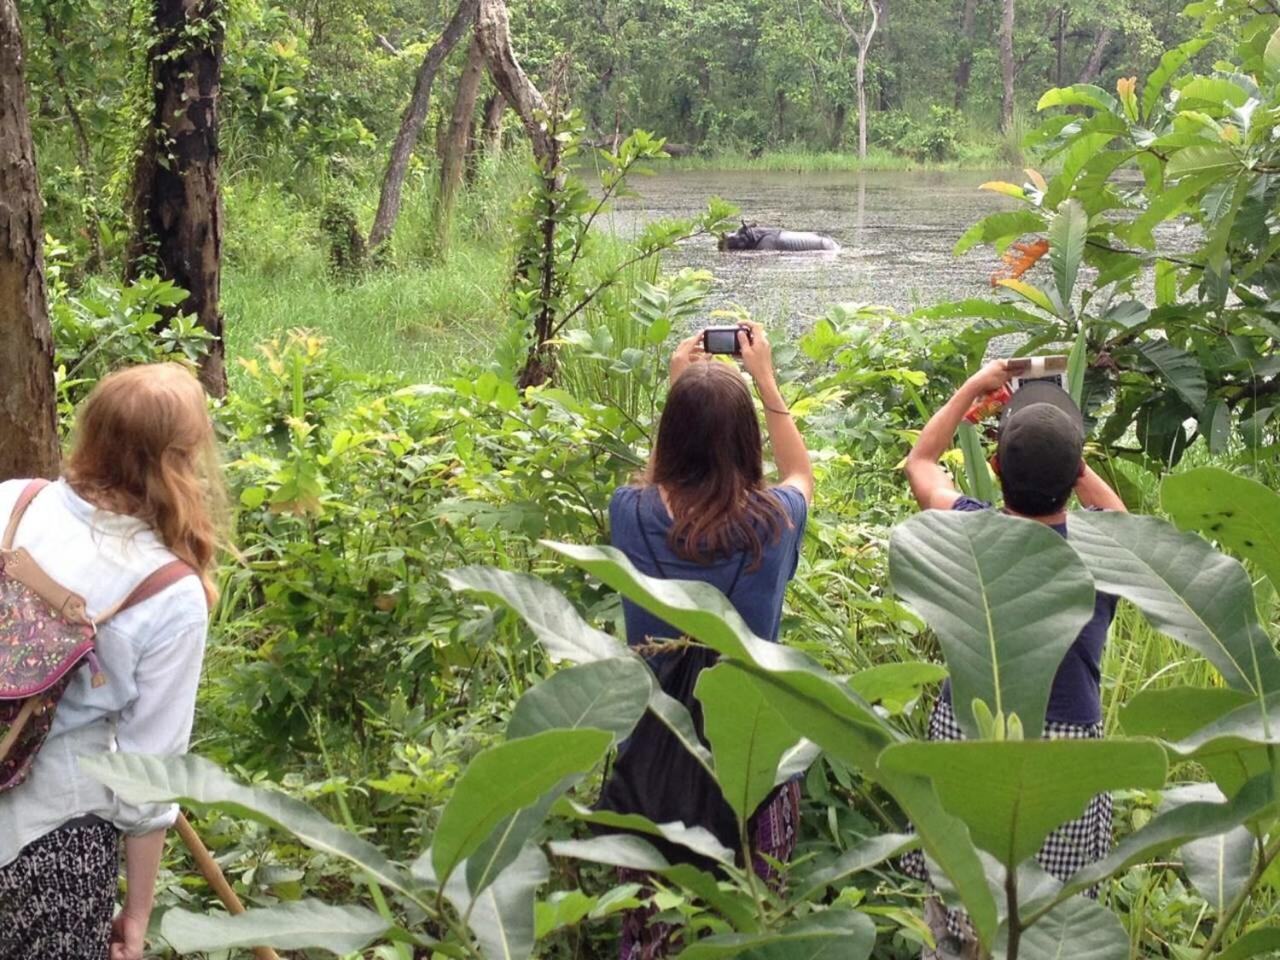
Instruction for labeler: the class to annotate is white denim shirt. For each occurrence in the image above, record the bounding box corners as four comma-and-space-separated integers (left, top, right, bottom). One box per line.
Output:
0, 479, 208, 868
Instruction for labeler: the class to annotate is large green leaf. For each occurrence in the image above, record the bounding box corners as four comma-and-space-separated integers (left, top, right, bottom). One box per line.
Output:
1144, 37, 1211, 120
796, 833, 919, 902
1045, 774, 1275, 907
549, 835, 758, 928
889, 511, 1097, 738
464, 783, 565, 898
1119, 687, 1257, 797
730, 667, 998, 945
544, 542, 998, 944
552, 797, 734, 865
877, 739, 1167, 868
1162, 468, 1280, 590
549, 833, 672, 872
159, 901, 392, 955
1218, 926, 1280, 960
954, 211, 1048, 257
1049, 200, 1088, 310
81, 754, 414, 897
1065, 512, 1280, 695
507, 658, 651, 742
1037, 84, 1120, 116
1000, 896, 1128, 960
648, 684, 716, 771
1163, 693, 1280, 798
676, 910, 876, 960
1120, 687, 1252, 740
1191, 834, 1256, 919
1136, 339, 1207, 410
444, 566, 625, 663
697, 663, 799, 824
1176, 77, 1251, 109
432, 729, 612, 883
1267, 26, 1280, 79
1166, 144, 1241, 180
848, 662, 948, 715
446, 843, 548, 960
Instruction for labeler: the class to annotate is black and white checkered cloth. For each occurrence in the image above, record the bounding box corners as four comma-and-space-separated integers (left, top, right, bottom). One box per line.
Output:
899, 696, 1113, 943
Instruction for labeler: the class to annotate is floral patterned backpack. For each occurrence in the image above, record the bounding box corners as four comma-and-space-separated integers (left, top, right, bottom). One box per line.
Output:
0, 479, 193, 793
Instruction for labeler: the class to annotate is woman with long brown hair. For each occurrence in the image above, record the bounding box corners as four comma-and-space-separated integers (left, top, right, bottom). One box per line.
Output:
0, 364, 223, 960
604, 322, 814, 959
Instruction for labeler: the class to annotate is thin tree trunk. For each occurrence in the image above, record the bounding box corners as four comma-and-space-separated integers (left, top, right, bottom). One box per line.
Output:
126, 0, 226, 396
823, 0, 880, 160
0, 0, 60, 478
1055, 5, 1067, 85
475, 0, 556, 388
1077, 26, 1114, 83
830, 101, 847, 150
39, 7, 103, 272
855, 1, 880, 160
999, 0, 1016, 133
953, 0, 980, 108
433, 33, 485, 254
479, 92, 505, 161
366, 0, 478, 251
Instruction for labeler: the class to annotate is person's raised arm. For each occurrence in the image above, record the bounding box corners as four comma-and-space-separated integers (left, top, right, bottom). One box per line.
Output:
905, 359, 1010, 511
1074, 464, 1127, 512
739, 322, 814, 505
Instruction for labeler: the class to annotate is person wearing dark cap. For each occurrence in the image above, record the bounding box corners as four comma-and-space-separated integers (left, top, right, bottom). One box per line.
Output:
899, 358, 1126, 960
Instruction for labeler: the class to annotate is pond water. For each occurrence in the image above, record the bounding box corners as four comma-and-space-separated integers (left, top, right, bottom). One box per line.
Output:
604, 168, 1020, 329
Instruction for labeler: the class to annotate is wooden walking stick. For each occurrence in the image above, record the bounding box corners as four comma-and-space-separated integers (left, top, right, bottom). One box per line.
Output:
175, 812, 281, 960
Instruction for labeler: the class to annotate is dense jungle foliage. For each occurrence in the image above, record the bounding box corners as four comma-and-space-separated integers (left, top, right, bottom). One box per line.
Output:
8, 0, 1280, 957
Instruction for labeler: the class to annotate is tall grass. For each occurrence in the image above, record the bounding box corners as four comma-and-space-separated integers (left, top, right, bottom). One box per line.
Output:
221, 156, 528, 382
664, 144, 1002, 173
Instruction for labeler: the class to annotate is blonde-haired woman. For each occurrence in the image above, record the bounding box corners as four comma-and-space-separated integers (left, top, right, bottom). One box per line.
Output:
0, 364, 223, 960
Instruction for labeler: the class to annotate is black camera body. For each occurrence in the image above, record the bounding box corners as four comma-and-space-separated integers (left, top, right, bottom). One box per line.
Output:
702, 325, 752, 355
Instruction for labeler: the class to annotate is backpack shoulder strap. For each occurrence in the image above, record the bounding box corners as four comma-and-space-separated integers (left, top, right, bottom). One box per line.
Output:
96, 559, 197, 624
2, 480, 52, 550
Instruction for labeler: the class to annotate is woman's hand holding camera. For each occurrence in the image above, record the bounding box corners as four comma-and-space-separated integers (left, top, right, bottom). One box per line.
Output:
738, 322, 774, 386
669, 333, 708, 385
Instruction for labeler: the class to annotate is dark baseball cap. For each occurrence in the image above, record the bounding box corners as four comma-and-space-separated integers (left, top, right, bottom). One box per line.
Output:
997, 381, 1085, 513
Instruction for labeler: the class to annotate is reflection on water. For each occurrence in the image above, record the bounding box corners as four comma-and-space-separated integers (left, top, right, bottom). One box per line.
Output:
603, 168, 1020, 327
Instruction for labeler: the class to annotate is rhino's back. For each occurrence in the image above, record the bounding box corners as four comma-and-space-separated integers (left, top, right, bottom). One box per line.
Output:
764, 231, 840, 252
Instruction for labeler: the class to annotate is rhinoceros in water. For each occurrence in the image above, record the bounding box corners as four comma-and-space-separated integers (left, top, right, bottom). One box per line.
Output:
719, 222, 840, 252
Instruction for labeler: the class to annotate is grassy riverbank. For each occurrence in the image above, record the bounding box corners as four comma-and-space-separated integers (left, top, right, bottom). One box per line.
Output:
663, 144, 1007, 173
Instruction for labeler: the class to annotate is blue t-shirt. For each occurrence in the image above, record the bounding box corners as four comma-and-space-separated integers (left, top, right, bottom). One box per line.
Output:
942, 496, 1118, 726
608, 485, 808, 646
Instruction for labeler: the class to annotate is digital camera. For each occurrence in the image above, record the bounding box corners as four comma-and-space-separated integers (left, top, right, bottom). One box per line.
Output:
1007, 355, 1068, 391
702, 325, 752, 356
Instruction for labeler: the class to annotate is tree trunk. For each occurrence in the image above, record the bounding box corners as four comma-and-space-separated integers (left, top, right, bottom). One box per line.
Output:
1077, 26, 1114, 83
474, 0, 557, 388
1055, 5, 1067, 86
953, 0, 980, 108
366, 0, 478, 251
999, 0, 1016, 133
39, 6, 103, 272
126, 0, 226, 396
479, 92, 506, 162
433, 33, 485, 254
830, 100, 847, 150
0, 0, 60, 479
855, 1, 880, 160
474, 0, 552, 161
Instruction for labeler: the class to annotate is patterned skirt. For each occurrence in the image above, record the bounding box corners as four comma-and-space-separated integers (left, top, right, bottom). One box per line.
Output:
0, 818, 120, 960
618, 780, 802, 960
899, 697, 1113, 944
